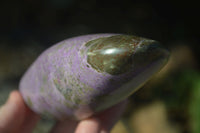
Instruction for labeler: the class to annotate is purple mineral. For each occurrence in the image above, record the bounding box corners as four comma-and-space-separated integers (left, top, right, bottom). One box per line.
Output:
19, 34, 170, 120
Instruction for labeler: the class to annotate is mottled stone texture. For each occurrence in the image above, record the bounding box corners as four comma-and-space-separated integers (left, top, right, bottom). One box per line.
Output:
19, 34, 169, 120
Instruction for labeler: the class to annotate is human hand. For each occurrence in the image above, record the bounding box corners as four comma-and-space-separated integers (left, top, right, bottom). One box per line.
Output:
0, 91, 126, 133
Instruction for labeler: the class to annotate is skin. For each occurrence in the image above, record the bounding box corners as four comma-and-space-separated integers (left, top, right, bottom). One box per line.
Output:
0, 90, 126, 133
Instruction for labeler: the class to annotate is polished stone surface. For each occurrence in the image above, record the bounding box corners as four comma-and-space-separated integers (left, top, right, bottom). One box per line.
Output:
19, 34, 169, 120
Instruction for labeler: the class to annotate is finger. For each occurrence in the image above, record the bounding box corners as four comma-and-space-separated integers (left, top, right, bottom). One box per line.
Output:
75, 117, 101, 133
97, 100, 127, 133
50, 100, 127, 133
19, 105, 40, 133
0, 91, 26, 133
50, 119, 78, 133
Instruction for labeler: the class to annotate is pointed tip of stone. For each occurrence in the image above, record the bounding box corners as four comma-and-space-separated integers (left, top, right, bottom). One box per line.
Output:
85, 35, 170, 75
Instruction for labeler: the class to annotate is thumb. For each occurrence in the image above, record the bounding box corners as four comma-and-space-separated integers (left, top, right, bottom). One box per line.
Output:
0, 91, 26, 133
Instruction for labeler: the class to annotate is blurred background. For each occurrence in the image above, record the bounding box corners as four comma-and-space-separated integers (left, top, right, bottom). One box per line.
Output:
0, 0, 199, 133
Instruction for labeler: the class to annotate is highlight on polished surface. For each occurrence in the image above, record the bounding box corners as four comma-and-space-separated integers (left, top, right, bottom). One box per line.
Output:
19, 34, 170, 120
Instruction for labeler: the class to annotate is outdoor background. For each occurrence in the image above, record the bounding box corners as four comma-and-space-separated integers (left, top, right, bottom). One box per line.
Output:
0, 0, 199, 133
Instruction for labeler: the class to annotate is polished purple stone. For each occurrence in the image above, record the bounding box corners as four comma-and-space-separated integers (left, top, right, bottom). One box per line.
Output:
19, 34, 169, 120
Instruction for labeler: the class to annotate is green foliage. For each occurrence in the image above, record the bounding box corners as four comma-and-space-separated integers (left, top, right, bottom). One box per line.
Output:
153, 70, 197, 109
151, 69, 200, 133
189, 72, 200, 133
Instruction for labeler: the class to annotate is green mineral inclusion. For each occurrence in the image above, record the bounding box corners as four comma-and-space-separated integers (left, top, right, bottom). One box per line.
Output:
86, 35, 150, 75
53, 73, 94, 107
27, 96, 33, 108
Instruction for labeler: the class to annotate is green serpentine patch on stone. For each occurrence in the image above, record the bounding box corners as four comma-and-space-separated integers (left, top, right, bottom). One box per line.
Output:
53, 74, 94, 107
27, 96, 33, 108
86, 35, 143, 75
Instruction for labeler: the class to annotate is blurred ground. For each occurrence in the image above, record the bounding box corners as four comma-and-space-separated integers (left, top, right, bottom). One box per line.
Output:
0, 0, 200, 133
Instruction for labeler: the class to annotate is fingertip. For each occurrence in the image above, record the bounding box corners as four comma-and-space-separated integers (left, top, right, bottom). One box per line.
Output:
0, 90, 26, 133
97, 100, 128, 132
8, 90, 27, 116
75, 117, 101, 133
8, 90, 24, 105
